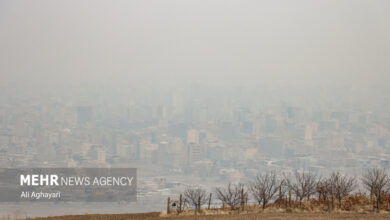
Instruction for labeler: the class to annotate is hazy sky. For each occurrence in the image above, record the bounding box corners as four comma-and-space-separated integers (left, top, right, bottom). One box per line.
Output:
0, 0, 389, 87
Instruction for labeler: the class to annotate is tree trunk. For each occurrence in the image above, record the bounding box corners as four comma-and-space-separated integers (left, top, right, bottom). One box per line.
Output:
278, 185, 282, 207
197, 196, 201, 215
208, 193, 212, 210
285, 195, 288, 209
241, 189, 245, 211
178, 194, 182, 213
331, 196, 334, 211
338, 196, 342, 209
167, 197, 170, 214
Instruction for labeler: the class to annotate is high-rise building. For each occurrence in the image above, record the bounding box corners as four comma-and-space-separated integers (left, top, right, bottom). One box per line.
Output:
305, 123, 315, 142
97, 149, 106, 163
187, 143, 202, 165
77, 106, 92, 125
186, 129, 199, 144
156, 105, 167, 120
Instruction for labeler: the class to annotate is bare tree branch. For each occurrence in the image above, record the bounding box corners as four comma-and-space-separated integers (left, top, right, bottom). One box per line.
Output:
362, 168, 389, 209
249, 171, 279, 209
215, 183, 247, 210
285, 170, 317, 207
184, 186, 208, 210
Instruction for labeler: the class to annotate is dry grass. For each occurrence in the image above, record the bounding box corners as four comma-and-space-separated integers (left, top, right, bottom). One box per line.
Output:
18, 195, 390, 220
26, 212, 161, 220
25, 212, 390, 220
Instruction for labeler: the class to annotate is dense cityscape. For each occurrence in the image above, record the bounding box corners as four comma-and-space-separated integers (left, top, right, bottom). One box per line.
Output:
1, 0, 390, 219
0, 82, 389, 215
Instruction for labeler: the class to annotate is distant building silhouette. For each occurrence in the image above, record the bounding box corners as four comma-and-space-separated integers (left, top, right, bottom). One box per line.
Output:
77, 106, 92, 125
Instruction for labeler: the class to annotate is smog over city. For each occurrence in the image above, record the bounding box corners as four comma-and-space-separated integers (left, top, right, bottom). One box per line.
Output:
0, 0, 390, 219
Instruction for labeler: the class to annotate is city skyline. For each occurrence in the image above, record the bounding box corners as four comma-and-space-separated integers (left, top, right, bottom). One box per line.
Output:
0, 0, 390, 218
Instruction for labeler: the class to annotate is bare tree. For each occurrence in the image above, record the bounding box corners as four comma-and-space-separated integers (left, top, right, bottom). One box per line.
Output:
184, 187, 208, 210
331, 172, 357, 208
325, 177, 337, 210
276, 178, 288, 207
215, 183, 247, 210
285, 170, 317, 207
249, 171, 279, 209
316, 177, 330, 202
362, 168, 389, 209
